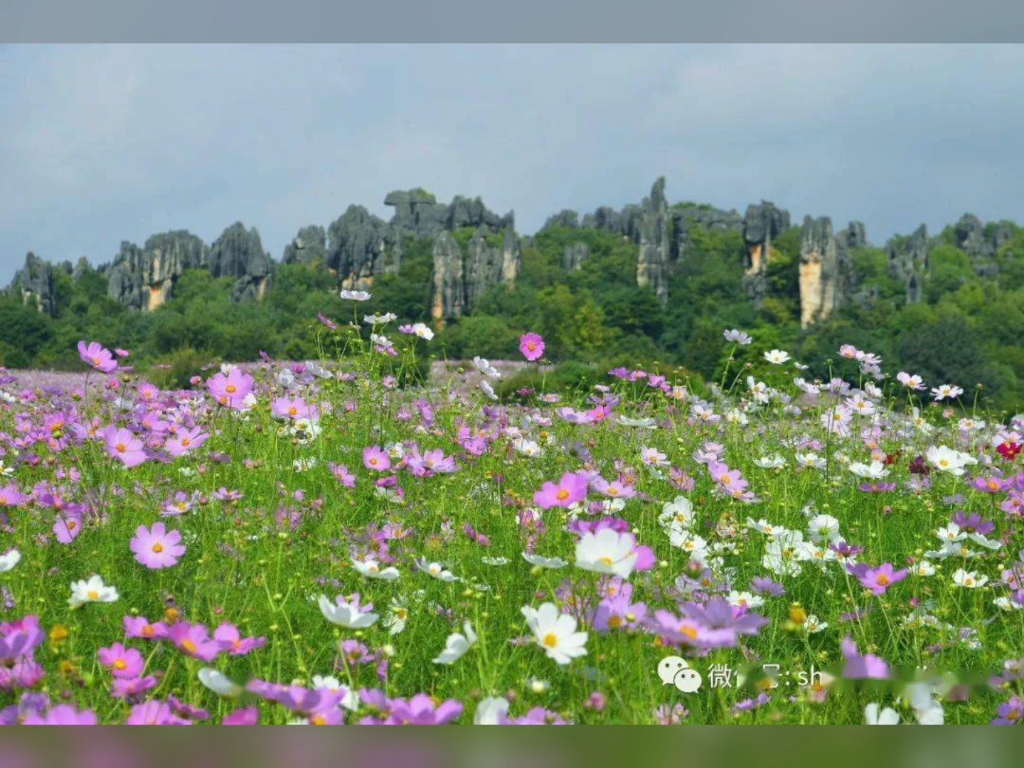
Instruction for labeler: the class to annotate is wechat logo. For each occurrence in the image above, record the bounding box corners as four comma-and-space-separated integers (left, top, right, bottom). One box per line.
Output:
657, 656, 703, 693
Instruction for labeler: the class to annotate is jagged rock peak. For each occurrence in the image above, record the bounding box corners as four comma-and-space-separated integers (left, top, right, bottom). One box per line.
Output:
636, 177, 670, 305
799, 215, 848, 328
542, 210, 580, 231
208, 223, 272, 303
106, 230, 208, 312
282, 225, 327, 265
563, 242, 589, 271
9, 252, 59, 317
743, 201, 791, 247
887, 223, 929, 303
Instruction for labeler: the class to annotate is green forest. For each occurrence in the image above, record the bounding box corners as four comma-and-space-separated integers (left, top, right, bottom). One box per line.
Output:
3, 219, 1024, 413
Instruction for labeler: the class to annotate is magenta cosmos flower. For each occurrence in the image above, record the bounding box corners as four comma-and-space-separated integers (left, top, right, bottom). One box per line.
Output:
78, 341, 118, 374
520, 333, 545, 362
207, 368, 255, 410
848, 562, 908, 596
534, 472, 590, 509
363, 446, 392, 472
103, 426, 148, 468
129, 522, 185, 569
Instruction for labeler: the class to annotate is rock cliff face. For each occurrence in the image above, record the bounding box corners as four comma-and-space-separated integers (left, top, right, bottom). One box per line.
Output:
107, 231, 208, 311
799, 217, 841, 328
888, 224, 929, 304
635, 178, 670, 305
742, 201, 791, 305
562, 242, 589, 271
208, 224, 273, 303
9, 253, 63, 316
282, 225, 327, 266
952, 214, 1012, 278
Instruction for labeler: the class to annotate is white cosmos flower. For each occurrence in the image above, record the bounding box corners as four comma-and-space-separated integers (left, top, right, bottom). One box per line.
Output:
754, 455, 786, 469
416, 559, 458, 582
198, 668, 244, 697
911, 561, 936, 576
411, 322, 434, 340
317, 594, 379, 628
472, 356, 502, 379
311, 675, 360, 710
513, 438, 543, 457
432, 621, 477, 665
0, 549, 21, 573
795, 452, 827, 470
522, 603, 588, 666
480, 380, 499, 401
926, 445, 978, 475
848, 460, 889, 479
68, 575, 119, 609
340, 290, 372, 301
474, 697, 510, 725
522, 552, 568, 569
726, 591, 764, 610
864, 703, 901, 725
807, 515, 841, 544
804, 615, 828, 634
384, 598, 410, 635
764, 349, 791, 364
352, 558, 400, 581
618, 415, 658, 428
951, 569, 988, 588
574, 528, 638, 580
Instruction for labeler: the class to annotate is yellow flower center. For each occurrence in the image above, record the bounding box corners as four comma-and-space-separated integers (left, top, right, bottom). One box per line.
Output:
556, 489, 570, 501
599, 556, 615, 567
115, 443, 127, 453
181, 640, 197, 654
225, 384, 237, 394
152, 543, 164, 553
114, 659, 127, 671
87, 590, 99, 600
876, 574, 890, 586
542, 633, 559, 648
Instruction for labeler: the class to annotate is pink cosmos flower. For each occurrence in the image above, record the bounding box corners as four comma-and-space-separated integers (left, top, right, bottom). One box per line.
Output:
167, 622, 221, 662
520, 333, 545, 362
53, 510, 84, 544
534, 472, 589, 509
848, 562, 908, 596
129, 522, 186, 569
164, 426, 208, 458
207, 368, 255, 410
213, 623, 268, 656
77, 341, 118, 374
103, 426, 148, 468
97, 642, 145, 678
123, 616, 169, 641
329, 463, 356, 488
271, 396, 316, 421
363, 446, 392, 472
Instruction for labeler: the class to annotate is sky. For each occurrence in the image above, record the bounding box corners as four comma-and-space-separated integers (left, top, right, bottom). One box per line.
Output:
2, 44, 1024, 283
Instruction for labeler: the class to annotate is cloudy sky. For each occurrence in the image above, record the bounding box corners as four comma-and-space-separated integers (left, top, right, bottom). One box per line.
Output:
2, 44, 1023, 282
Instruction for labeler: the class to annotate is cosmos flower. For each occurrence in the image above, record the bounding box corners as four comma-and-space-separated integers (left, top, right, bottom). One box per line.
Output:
340, 290, 372, 301
129, 522, 185, 569
68, 575, 119, 609
931, 384, 964, 401
77, 341, 118, 374
764, 349, 791, 365
206, 367, 255, 410
318, 593, 379, 628
0, 549, 20, 573
848, 562, 908, 596
352, 558, 400, 581
534, 472, 589, 509
723, 329, 752, 345
522, 602, 588, 665
103, 426, 148, 468
432, 621, 477, 665
519, 333, 545, 362
574, 528, 639, 580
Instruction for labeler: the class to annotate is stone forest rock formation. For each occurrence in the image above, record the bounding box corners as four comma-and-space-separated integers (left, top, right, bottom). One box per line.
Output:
7, 178, 1013, 330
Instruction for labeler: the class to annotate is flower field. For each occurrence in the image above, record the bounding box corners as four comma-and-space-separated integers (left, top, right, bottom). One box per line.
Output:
1, 304, 1023, 725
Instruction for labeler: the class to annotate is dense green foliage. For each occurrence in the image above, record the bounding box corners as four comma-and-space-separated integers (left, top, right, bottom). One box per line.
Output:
3, 224, 1024, 412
